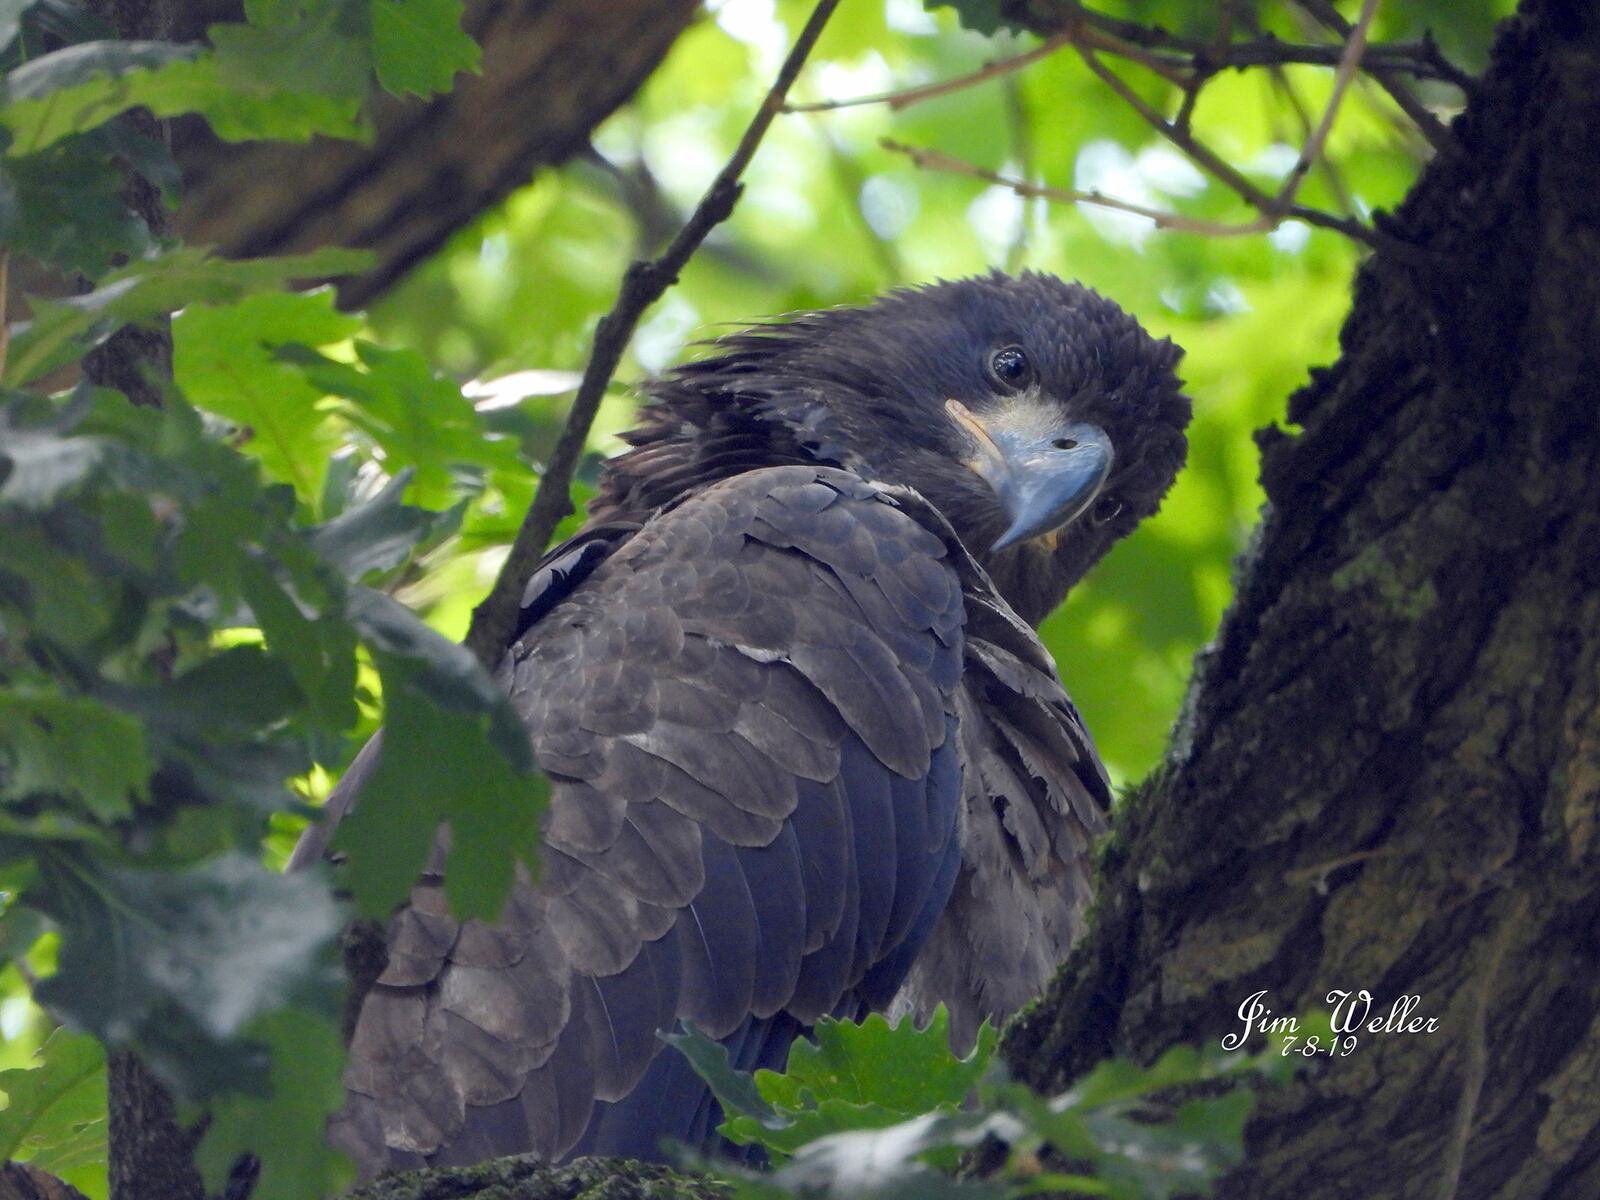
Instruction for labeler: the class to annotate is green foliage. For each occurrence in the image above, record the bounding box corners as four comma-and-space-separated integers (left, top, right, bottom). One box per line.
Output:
5, 246, 372, 386
0, 1028, 107, 1189
715, 1006, 997, 1155
193, 1006, 353, 1200
0, 0, 1514, 1194
675, 1012, 1290, 1199
0, 0, 514, 1191
369, 0, 480, 96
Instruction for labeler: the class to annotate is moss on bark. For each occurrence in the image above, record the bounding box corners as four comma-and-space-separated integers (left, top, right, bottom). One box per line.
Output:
1002, 2, 1600, 1197
346, 1157, 728, 1200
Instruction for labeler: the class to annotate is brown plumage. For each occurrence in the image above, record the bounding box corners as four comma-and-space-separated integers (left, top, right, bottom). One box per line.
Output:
292, 272, 1191, 1173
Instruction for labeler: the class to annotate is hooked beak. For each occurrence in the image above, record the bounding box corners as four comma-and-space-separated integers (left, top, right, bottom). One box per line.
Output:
947, 399, 1114, 552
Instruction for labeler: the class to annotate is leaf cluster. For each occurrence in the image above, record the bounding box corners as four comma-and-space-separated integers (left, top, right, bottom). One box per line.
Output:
671, 1006, 1292, 1200
0, 0, 543, 1196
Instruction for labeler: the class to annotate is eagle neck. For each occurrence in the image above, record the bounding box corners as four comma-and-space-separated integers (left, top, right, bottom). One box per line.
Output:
586, 386, 828, 526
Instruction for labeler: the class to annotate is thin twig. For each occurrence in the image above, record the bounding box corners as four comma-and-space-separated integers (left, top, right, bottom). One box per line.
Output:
1065, 2, 1467, 85
463, 0, 841, 667
1035, 0, 1381, 241
783, 33, 1070, 113
880, 140, 1384, 248
1265, 59, 1357, 217
0, 249, 9, 382
1269, 0, 1379, 216
882, 139, 1275, 237
1002, 74, 1034, 272
1072, 41, 1275, 208
1293, 0, 1455, 151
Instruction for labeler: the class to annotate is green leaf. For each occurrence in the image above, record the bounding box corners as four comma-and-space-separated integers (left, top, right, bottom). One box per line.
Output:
1082, 1088, 1254, 1200
238, 557, 360, 731
131, 54, 365, 142
0, 40, 199, 152
0, 136, 150, 275
2, 38, 196, 101
171, 287, 362, 500
157, 644, 305, 734
5, 246, 370, 387
31, 850, 344, 1096
285, 340, 519, 508
331, 615, 545, 920
195, 1007, 353, 1200
369, 0, 478, 97
0, 897, 46, 964
761, 1006, 993, 1115
328, 587, 541, 920
0, 46, 362, 154
0, 1028, 107, 1168
308, 466, 460, 579
702, 1008, 996, 1156
661, 1024, 779, 1129
211, 0, 370, 101
0, 689, 149, 819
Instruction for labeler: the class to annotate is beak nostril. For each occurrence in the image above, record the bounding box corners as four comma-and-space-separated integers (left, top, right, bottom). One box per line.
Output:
1051, 438, 1078, 450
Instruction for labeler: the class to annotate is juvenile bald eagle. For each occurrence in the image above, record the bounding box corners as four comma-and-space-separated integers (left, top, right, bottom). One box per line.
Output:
292, 271, 1191, 1172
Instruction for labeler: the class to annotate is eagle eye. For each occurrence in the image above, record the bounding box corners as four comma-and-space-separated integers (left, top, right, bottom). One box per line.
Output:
1092, 494, 1124, 524
988, 345, 1032, 390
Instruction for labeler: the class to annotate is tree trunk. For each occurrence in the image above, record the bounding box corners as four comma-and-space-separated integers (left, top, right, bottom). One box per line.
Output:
1001, 1, 1600, 1196
172, 0, 699, 306
374, 1, 1600, 1196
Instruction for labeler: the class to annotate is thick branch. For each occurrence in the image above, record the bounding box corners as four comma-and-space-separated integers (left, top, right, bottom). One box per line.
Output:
173, 0, 699, 306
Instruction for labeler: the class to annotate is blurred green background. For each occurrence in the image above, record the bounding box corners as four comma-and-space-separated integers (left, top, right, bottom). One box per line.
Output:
366, 0, 1500, 783
0, 0, 1509, 1132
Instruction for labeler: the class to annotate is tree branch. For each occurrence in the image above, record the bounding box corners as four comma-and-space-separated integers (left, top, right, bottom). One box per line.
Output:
782, 33, 1070, 113
462, 0, 842, 667
1291, 0, 1456, 153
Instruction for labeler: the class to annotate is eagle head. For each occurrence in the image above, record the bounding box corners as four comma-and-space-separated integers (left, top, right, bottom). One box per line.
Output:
613, 271, 1192, 626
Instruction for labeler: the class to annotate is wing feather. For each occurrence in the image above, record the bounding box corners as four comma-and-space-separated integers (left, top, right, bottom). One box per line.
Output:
320, 466, 978, 1173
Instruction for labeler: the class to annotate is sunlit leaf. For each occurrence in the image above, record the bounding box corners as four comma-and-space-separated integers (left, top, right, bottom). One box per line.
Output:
0, 1028, 107, 1170
333, 588, 543, 920
369, 0, 478, 97
5, 246, 372, 386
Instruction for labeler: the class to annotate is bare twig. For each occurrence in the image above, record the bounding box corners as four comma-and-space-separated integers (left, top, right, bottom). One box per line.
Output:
1001, 74, 1034, 272
1270, 0, 1379, 216
977, 0, 1383, 246
882, 139, 1280, 238
1265, 59, 1357, 217
783, 33, 1070, 113
1293, 0, 1455, 151
1065, 2, 1468, 85
0, 249, 9, 382
463, 0, 840, 667
883, 0, 1415, 258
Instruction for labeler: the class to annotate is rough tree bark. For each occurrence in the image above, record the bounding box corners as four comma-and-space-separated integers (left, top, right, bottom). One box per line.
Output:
343, 0, 1600, 1196
1003, 1, 1600, 1197
171, 0, 699, 306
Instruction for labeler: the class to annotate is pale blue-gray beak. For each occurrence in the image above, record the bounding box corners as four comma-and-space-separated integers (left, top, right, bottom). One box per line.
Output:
947, 399, 1114, 552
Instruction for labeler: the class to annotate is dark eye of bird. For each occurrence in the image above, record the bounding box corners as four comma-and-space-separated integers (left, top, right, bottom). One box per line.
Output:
988, 345, 1032, 390
1092, 495, 1124, 524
